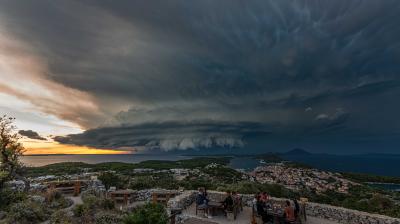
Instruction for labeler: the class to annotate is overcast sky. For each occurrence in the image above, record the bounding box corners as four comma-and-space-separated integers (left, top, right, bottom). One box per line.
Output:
0, 0, 399, 154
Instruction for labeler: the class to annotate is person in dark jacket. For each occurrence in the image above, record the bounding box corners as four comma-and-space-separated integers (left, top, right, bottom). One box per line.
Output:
196, 188, 212, 218
293, 198, 300, 219
222, 191, 234, 211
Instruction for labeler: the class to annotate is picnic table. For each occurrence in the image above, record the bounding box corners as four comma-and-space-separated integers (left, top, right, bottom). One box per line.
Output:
207, 201, 224, 216
266, 208, 285, 224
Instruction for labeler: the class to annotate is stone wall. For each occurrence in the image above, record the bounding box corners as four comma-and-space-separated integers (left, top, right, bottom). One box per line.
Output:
167, 190, 197, 211
306, 202, 400, 224
135, 188, 182, 201
167, 190, 400, 224
267, 196, 400, 224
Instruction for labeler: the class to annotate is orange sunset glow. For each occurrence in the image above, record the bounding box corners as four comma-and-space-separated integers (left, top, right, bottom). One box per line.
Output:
22, 140, 130, 155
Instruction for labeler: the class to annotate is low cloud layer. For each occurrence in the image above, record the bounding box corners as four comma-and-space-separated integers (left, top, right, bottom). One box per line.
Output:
1, 0, 400, 153
54, 121, 269, 151
19, 130, 47, 141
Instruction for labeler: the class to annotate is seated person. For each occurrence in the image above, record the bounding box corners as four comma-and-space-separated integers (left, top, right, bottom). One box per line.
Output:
255, 194, 272, 223
196, 188, 212, 218
284, 200, 296, 223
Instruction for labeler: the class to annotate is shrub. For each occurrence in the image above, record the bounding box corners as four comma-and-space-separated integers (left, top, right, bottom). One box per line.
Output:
8, 201, 47, 224
82, 194, 100, 208
45, 188, 62, 203
73, 204, 86, 217
50, 210, 73, 224
123, 203, 168, 224
94, 212, 122, 224
100, 198, 115, 210
0, 187, 27, 210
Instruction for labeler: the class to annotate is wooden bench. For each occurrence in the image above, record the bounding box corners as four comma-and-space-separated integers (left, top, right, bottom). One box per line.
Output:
195, 203, 207, 216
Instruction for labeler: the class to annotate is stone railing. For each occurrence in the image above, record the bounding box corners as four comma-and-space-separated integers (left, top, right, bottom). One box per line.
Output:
166, 190, 400, 224
167, 190, 197, 211
265, 196, 400, 224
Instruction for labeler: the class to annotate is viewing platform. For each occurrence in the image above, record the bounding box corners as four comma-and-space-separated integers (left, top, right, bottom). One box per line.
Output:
181, 205, 340, 224
166, 190, 400, 224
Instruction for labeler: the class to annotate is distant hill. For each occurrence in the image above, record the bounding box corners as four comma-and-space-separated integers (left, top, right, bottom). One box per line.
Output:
254, 153, 283, 163
283, 148, 312, 156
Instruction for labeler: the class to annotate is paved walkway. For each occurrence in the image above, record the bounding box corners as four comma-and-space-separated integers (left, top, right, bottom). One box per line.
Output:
183, 218, 218, 224
65, 196, 83, 211
182, 203, 251, 224
307, 216, 340, 224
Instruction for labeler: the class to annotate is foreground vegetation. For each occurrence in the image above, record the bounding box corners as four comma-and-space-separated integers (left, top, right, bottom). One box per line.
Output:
1, 189, 168, 224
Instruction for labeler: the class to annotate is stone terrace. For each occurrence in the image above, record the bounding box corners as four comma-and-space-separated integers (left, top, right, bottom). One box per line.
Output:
180, 198, 339, 224
167, 190, 400, 224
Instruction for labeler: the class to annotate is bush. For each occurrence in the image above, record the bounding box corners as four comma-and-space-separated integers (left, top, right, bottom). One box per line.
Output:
8, 201, 47, 224
123, 203, 168, 224
94, 212, 122, 224
50, 210, 73, 224
82, 194, 100, 208
45, 188, 63, 203
0, 187, 27, 210
49, 196, 73, 209
100, 198, 115, 210
73, 204, 87, 217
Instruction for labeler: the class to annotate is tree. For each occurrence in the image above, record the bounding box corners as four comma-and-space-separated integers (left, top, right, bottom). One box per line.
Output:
123, 203, 168, 224
98, 172, 122, 190
0, 115, 26, 189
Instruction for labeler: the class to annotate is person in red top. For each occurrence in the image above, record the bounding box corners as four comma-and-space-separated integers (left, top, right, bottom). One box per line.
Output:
284, 200, 296, 223
260, 192, 269, 203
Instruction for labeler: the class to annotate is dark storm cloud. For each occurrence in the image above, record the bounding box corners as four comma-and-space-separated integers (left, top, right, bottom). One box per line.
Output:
18, 130, 47, 141
1, 0, 400, 152
53, 121, 270, 150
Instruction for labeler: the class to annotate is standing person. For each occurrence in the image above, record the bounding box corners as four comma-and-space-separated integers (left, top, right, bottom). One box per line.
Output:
284, 200, 296, 223
253, 193, 260, 206
222, 191, 234, 211
261, 192, 269, 203
233, 191, 243, 211
196, 188, 212, 218
293, 198, 300, 219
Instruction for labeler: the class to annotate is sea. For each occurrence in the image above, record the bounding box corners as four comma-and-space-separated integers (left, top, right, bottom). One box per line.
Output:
22, 153, 400, 191
21, 154, 190, 167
